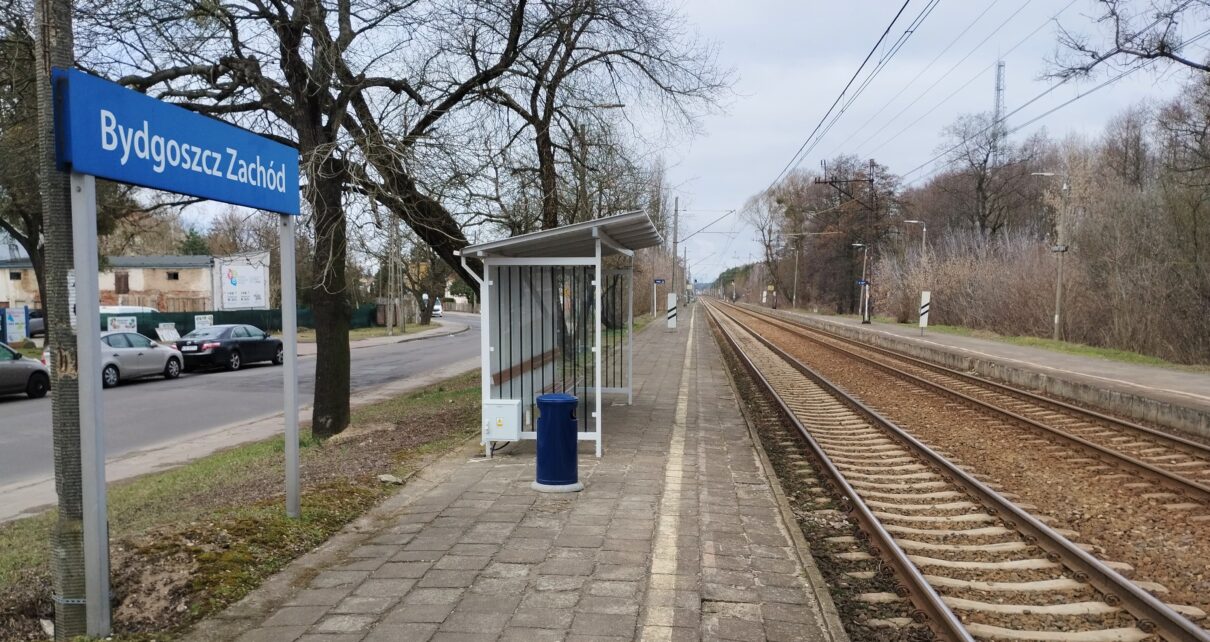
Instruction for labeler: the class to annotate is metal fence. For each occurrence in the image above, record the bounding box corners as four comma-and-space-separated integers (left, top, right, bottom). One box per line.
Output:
97, 304, 378, 337
487, 265, 631, 430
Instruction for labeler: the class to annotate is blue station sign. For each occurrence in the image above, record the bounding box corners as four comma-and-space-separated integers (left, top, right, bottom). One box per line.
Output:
52, 67, 300, 215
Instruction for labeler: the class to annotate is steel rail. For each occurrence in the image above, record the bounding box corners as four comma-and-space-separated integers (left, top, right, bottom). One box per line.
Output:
706, 299, 1210, 642
720, 301, 1210, 505
744, 302, 1210, 461
703, 304, 974, 642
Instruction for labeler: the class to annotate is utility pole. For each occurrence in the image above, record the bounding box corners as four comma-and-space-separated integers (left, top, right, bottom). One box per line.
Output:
992, 60, 1006, 167
386, 218, 397, 335
35, 0, 94, 637
1054, 183, 1069, 342
792, 244, 800, 308
669, 197, 678, 330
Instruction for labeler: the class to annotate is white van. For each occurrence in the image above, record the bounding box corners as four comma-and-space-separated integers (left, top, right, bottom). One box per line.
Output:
99, 305, 160, 315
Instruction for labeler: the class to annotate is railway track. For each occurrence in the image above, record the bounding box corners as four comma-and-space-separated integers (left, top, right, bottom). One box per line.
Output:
716, 300, 1210, 506
704, 299, 1210, 642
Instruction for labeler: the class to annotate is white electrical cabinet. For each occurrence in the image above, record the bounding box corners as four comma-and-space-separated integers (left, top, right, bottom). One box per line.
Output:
483, 399, 523, 442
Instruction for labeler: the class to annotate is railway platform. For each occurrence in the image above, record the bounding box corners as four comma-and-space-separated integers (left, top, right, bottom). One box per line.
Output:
763, 308, 1210, 439
188, 303, 847, 642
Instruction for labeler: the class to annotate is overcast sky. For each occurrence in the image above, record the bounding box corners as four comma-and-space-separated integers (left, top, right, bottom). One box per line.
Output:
669, 0, 1204, 284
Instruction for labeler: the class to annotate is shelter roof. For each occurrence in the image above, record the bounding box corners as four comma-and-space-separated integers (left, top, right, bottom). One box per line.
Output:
461, 211, 662, 259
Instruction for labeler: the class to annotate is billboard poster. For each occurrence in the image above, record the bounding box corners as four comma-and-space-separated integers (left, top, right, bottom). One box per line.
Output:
107, 316, 138, 332
4, 307, 27, 342
215, 254, 270, 310
194, 314, 214, 329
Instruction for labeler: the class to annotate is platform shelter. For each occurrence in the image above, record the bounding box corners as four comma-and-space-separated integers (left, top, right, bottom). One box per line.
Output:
458, 211, 663, 457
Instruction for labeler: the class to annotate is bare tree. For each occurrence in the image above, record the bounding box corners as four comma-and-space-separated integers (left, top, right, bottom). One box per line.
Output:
1053, 0, 1210, 79
478, 0, 730, 229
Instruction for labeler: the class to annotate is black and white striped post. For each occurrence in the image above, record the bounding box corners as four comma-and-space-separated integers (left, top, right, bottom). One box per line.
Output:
919, 290, 931, 336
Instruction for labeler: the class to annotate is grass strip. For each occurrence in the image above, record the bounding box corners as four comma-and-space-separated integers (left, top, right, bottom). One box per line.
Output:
0, 370, 479, 641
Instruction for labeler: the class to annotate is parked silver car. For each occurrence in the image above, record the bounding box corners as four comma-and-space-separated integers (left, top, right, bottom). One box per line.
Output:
0, 343, 50, 398
43, 331, 184, 388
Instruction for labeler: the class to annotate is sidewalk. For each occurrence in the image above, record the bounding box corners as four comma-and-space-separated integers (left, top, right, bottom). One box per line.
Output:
295, 318, 471, 357
188, 304, 846, 642
772, 308, 1210, 438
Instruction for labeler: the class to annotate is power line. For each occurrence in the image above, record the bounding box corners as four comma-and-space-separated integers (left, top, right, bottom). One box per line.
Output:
900, 27, 1210, 183
761, 0, 915, 194
855, 0, 1062, 158
824, 0, 1002, 158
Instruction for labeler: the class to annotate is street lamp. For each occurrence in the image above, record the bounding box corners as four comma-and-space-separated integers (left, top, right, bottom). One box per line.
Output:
1031, 172, 1070, 342
903, 219, 927, 255
852, 242, 871, 324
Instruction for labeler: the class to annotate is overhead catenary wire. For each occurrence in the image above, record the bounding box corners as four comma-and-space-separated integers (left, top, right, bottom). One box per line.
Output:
761, 0, 915, 195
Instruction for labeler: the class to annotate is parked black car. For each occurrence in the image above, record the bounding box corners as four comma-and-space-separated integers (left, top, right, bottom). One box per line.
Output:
173, 324, 283, 371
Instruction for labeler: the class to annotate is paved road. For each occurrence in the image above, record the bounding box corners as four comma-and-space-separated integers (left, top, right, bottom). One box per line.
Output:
0, 313, 480, 487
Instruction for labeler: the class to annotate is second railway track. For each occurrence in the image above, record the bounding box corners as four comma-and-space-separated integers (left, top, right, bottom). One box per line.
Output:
715, 300, 1210, 505
704, 299, 1209, 642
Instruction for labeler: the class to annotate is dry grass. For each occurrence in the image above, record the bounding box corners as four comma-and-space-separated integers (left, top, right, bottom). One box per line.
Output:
295, 323, 436, 343
0, 371, 479, 641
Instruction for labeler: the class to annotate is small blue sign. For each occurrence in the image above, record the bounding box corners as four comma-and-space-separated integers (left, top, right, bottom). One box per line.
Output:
654, 278, 665, 284
52, 67, 299, 215
856, 279, 868, 286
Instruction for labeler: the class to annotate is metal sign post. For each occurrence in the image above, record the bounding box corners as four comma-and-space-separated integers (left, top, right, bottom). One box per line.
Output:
653, 278, 664, 320
53, 66, 300, 636
919, 290, 931, 336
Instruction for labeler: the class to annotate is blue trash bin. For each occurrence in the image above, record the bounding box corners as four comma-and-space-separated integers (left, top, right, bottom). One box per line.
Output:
532, 393, 584, 492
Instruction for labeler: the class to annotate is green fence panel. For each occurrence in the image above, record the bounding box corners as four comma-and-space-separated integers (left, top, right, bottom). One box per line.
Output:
97, 304, 381, 337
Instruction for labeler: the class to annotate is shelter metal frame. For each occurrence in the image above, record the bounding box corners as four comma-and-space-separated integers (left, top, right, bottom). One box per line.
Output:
458, 211, 660, 458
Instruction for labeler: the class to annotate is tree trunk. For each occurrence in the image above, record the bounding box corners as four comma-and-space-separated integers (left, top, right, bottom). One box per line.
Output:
536, 124, 559, 229
34, 0, 88, 637
309, 158, 351, 440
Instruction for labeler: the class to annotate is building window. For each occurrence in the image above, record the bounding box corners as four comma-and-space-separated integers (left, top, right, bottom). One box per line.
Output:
115, 271, 130, 294
167, 271, 180, 281
8, 271, 19, 281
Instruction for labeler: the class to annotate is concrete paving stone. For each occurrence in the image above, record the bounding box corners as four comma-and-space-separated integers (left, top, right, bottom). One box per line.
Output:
643, 606, 701, 629
439, 610, 508, 635
637, 625, 699, 641
453, 593, 522, 614
511, 526, 555, 539
415, 527, 467, 541
566, 634, 632, 642
386, 522, 426, 534
570, 612, 638, 637
312, 614, 377, 633
439, 507, 486, 519
296, 634, 366, 642
367, 533, 415, 546
518, 516, 562, 528
311, 571, 372, 589
331, 595, 397, 615
554, 534, 605, 548
361, 623, 438, 642
586, 580, 638, 598
418, 570, 478, 589
535, 575, 588, 591
566, 513, 612, 526
286, 586, 355, 607
391, 550, 444, 563
750, 556, 797, 575
373, 561, 433, 579
509, 607, 574, 629
548, 547, 596, 561
460, 523, 517, 544
448, 543, 500, 557
702, 554, 751, 572
757, 585, 809, 605
235, 626, 308, 642
521, 590, 581, 609
592, 564, 646, 581
602, 538, 651, 553
468, 576, 530, 595
429, 634, 497, 642
354, 579, 417, 598
539, 559, 595, 576
755, 571, 803, 588
495, 547, 548, 564
702, 583, 754, 603
503, 536, 554, 550
262, 606, 328, 628
703, 615, 765, 642
500, 627, 567, 641
382, 603, 455, 624
703, 568, 755, 587
434, 555, 492, 571
643, 589, 701, 611
330, 559, 389, 572
405, 537, 457, 551
702, 601, 761, 622
764, 616, 825, 642
396, 511, 440, 524
403, 588, 465, 605
594, 550, 647, 566
479, 511, 531, 523
576, 596, 639, 616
